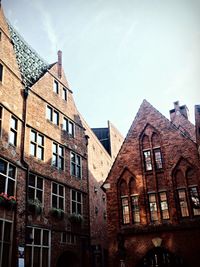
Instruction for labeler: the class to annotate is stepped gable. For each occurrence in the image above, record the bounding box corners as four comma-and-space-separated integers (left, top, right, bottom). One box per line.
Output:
7, 22, 51, 87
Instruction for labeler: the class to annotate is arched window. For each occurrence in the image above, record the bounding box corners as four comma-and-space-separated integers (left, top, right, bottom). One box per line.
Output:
119, 180, 130, 224
129, 178, 140, 223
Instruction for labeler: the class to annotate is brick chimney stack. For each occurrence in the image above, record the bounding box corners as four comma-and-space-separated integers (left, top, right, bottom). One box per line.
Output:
57, 50, 62, 79
195, 105, 200, 146
169, 101, 189, 121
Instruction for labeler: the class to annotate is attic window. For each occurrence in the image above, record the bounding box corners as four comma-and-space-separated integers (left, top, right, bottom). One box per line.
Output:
53, 80, 59, 94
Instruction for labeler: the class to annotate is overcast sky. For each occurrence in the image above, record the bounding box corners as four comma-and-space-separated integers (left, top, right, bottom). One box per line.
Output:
2, 0, 200, 136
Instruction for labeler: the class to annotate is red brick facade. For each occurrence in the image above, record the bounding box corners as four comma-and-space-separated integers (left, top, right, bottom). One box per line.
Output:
103, 100, 200, 267
0, 5, 90, 267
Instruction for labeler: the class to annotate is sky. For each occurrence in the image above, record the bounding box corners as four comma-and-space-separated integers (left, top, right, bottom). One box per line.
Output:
2, 0, 200, 136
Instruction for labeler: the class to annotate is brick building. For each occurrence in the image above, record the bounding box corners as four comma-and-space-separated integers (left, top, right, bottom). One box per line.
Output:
103, 100, 200, 267
82, 118, 123, 267
0, 4, 90, 267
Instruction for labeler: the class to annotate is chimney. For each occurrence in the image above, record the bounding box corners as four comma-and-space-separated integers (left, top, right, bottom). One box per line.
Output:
57, 50, 62, 79
195, 105, 200, 146
169, 101, 189, 121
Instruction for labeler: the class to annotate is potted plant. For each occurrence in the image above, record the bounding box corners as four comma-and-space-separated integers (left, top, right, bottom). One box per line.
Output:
0, 192, 8, 207
28, 198, 42, 215
68, 212, 83, 223
50, 208, 64, 219
0, 193, 17, 210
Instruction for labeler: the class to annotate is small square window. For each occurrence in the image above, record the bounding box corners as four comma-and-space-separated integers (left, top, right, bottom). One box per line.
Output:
53, 80, 59, 94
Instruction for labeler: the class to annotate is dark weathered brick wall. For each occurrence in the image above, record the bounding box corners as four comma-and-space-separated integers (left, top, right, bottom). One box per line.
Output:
105, 100, 200, 267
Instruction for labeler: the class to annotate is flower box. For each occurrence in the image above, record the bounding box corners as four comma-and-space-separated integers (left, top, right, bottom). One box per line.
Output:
50, 208, 64, 219
28, 199, 42, 215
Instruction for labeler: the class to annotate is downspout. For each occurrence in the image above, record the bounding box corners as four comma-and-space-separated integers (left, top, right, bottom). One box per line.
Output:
21, 86, 30, 248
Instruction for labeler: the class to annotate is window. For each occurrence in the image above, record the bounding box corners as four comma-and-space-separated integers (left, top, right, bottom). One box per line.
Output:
71, 190, 82, 214
153, 148, 163, 169
9, 116, 18, 146
70, 152, 82, 178
0, 158, 16, 196
189, 187, 200, 216
63, 117, 75, 137
26, 227, 50, 267
61, 232, 76, 244
121, 197, 130, 224
159, 192, 169, 219
53, 80, 59, 94
0, 219, 13, 267
178, 189, 189, 217
46, 106, 59, 125
131, 195, 140, 223
143, 150, 152, 171
30, 130, 44, 160
28, 174, 43, 203
0, 63, 3, 82
149, 193, 158, 221
52, 182, 64, 210
52, 143, 64, 170
0, 106, 2, 137
62, 88, 67, 101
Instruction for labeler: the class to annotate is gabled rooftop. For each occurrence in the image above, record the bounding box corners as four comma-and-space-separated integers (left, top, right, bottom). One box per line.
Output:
8, 22, 50, 87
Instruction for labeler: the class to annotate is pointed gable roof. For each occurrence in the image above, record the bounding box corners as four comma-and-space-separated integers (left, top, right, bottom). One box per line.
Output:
102, 99, 196, 189
7, 22, 50, 87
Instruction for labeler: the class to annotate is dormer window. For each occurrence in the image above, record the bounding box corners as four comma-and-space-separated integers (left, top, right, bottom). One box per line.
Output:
53, 80, 59, 94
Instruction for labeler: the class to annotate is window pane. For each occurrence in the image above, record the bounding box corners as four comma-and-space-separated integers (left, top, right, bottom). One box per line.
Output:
30, 143, 36, 156
54, 80, 59, 94
46, 106, 52, 121
72, 202, 76, 213
53, 111, 59, 125
52, 195, 57, 208
53, 143, 57, 153
43, 230, 49, 246
9, 130, 16, 145
28, 187, 35, 200
190, 187, 200, 216
0, 159, 7, 174
62, 88, 67, 100
38, 135, 44, 146
52, 183, 57, 194
7, 179, 15, 196
68, 122, 74, 135
0, 174, 6, 192
8, 164, 15, 178
37, 178, 43, 190
36, 191, 42, 203
33, 247, 41, 267
178, 189, 189, 217
154, 149, 163, 169
77, 203, 81, 214
71, 163, 76, 176
63, 118, 67, 131
72, 190, 76, 200
77, 192, 81, 203
34, 229, 41, 245
58, 146, 63, 156
59, 185, 63, 196
42, 248, 49, 267
4, 222, 11, 242
2, 244, 10, 267
37, 146, 43, 160
59, 197, 63, 210
52, 154, 57, 167
29, 174, 35, 186
11, 117, 17, 130
31, 131, 36, 142
71, 153, 75, 163
144, 151, 152, 171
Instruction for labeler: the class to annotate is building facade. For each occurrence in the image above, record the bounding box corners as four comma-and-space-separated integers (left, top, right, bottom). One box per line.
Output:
82, 118, 123, 267
0, 5, 90, 267
103, 100, 200, 267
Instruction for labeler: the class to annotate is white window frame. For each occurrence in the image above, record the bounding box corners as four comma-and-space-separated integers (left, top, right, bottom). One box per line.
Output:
30, 130, 44, 161
0, 219, 13, 267
51, 182, 65, 210
52, 142, 64, 170
70, 152, 82, 179
0, 157, 16, 196
28, 174, 44, 205
70, 189, 82, 215
26, 227, 51, 267
9, 115, 18, 146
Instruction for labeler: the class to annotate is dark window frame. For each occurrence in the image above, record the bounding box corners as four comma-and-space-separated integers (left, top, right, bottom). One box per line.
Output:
0, 63, 3, 82
28, 174, 43, 204
148, 193, 158, 222
53, 80, 59, 94
63, 117, 75, 137
153, 148, 163, 170
52, 143, 64, 170
189, 186, 200, 216
143, 150, 153, 171
70, 152, 82, 178
177, 188, 189, 218
131, 195, 140, 223
0, 158, 16, 196
46, 106, 59, 126
62, 88, 67, 101
51, 182, 64, 210
71, 189, 82, 215
158, 191, 170, 220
